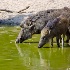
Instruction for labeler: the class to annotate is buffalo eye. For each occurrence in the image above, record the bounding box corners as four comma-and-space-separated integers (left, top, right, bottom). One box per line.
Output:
42, 36, 46, 40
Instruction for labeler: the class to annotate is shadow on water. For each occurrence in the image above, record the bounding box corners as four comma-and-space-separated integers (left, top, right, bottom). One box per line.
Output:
24, 42, 39, 43
43, 42, 70, 48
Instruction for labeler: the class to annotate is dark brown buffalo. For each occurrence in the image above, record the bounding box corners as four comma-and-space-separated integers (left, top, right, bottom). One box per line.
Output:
38, 15, 70, 48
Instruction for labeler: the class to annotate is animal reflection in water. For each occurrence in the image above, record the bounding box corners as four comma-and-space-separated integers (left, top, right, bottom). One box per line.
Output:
15, 42, 50, 69
15, 41, 69, 70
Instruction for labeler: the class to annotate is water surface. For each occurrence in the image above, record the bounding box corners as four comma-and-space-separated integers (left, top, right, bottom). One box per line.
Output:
0, 26, 70, 70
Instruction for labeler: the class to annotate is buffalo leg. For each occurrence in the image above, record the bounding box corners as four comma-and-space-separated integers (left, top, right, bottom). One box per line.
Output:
51, 38, 53, 47
69, 40, 70, 45
56, 36, 60, 47
66, 36, 69, 43
66, 35, 70, 45
59, 35, 62, 43
62, 34, 65, 47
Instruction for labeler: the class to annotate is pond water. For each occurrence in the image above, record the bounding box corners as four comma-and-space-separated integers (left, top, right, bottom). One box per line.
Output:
0, 26, 70, 70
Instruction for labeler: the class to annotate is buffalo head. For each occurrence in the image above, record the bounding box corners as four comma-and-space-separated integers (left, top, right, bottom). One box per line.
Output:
16, 23, 35, 43
38, 15, 69, 48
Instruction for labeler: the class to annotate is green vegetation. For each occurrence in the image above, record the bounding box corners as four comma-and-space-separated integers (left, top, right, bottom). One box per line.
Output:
0, 26, 70, 70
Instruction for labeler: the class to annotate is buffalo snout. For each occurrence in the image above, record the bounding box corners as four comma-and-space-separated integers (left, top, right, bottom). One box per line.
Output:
16, 37, 24, 43
38, 37, 49, 48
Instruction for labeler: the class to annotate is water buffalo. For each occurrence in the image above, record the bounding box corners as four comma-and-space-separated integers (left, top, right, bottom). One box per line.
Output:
38, 15, 70, 48
16, 7, 70, 43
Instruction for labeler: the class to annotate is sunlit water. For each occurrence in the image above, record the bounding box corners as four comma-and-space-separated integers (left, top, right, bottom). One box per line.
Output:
0, 26, 70, 70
